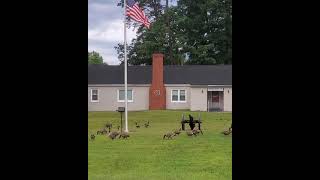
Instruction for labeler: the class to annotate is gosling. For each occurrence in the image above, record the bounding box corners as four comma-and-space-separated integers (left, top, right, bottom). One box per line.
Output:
96, 128, 107, 135
173, 128, 182, 136
105, 122, 112, 128
119, 132, 130, 139
105, 123, 112, 132
144, 121, 150, 128
163, 132, 175, 139
96, 130, 102, 135
186, 130, 195, 136
222, 129, 232, 135
192, 128, 203, 136
108, 131, 120, 140
102, 128, 109, 135
90, 134, 95, 141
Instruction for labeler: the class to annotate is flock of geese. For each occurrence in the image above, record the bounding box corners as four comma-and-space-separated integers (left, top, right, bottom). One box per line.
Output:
89, 121, 232, 141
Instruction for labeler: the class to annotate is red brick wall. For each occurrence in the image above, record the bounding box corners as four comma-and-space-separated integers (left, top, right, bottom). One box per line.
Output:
149, 53, 166, 110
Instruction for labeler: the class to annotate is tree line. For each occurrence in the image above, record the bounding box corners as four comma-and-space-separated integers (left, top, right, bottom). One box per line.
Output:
115, 0, 232, 65
88, 51, 106, 64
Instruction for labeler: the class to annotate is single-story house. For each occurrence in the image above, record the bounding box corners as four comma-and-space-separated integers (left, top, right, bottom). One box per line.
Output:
88, 53, 232, 112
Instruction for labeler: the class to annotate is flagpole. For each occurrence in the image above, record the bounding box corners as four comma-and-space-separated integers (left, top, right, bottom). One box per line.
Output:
124, 0, 128, 132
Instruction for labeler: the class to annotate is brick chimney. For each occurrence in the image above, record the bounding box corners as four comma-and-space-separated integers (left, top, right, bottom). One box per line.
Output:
149, 53, 166, 110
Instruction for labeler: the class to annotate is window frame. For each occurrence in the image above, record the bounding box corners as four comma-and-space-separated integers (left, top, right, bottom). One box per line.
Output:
117, 89, 134, 102
91, 89, 99, 102
171, 89, 187, 103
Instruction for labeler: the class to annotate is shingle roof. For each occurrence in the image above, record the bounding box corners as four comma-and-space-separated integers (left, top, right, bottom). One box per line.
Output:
88, 64, 232, 85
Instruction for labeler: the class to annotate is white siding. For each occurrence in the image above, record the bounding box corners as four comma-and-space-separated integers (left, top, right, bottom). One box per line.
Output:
88, 85, 232, 112
88, 86, 149, 111
190, 88, 208, 111
165, 86, 191, 110
223, 87, 232, 111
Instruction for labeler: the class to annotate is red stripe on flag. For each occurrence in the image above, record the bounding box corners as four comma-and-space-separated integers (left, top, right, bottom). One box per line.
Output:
132, 5, 145, 19
126, 2, 150, 28
128, 6, 145, 22
127, 10, 144, 22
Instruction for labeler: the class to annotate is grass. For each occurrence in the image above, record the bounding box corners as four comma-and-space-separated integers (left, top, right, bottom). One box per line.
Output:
88, 110, 232, 180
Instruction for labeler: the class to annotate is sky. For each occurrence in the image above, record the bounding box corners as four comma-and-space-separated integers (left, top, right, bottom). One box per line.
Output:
88, 0, 177, 65
88, 0, 137, 65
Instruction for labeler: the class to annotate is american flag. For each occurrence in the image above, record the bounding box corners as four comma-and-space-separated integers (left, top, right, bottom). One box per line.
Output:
126, 0, 150, 29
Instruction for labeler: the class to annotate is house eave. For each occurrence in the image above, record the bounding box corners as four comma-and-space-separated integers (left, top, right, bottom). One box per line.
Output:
88, 84, 151, 87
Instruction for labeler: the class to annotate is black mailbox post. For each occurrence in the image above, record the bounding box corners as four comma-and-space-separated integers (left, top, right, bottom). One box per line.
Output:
117, 107, 125, 133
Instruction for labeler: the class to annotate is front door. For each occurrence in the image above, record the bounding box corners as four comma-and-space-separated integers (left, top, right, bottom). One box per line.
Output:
208, 91, 223, 111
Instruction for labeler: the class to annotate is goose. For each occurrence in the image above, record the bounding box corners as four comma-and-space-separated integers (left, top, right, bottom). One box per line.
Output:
108, 131, 120, 140
163, 132, 175, 139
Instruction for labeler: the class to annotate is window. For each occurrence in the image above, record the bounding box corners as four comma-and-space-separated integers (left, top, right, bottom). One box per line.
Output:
172, 90, 179, 101
180, 90, 186, 101
91, 89, 99, 102
171, 90, 187, 102
118, 90, 133, 102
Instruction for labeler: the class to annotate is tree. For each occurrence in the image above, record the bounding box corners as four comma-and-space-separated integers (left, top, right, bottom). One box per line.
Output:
115, 0, 232, 65
115, 0, 183, 65
115, 0, 166, 65
115, 7, 184, 65
88, 51, 104, 64
177, 0, 232, 64
114, 43, 132, 64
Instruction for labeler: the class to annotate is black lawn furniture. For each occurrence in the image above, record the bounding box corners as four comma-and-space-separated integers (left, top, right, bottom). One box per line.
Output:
189, 114, 195, 130
181, 114, 202, 131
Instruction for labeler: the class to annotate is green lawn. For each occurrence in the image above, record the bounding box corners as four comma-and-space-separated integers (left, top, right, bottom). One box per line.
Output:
88, 110, 232, 180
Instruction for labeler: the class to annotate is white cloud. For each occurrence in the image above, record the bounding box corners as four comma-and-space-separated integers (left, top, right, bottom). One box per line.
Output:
88, 0, 178, 64
88, 43, 120, 65
88, 20, 137, 65
88, 0, 138, 65
88, 20, 137, 43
